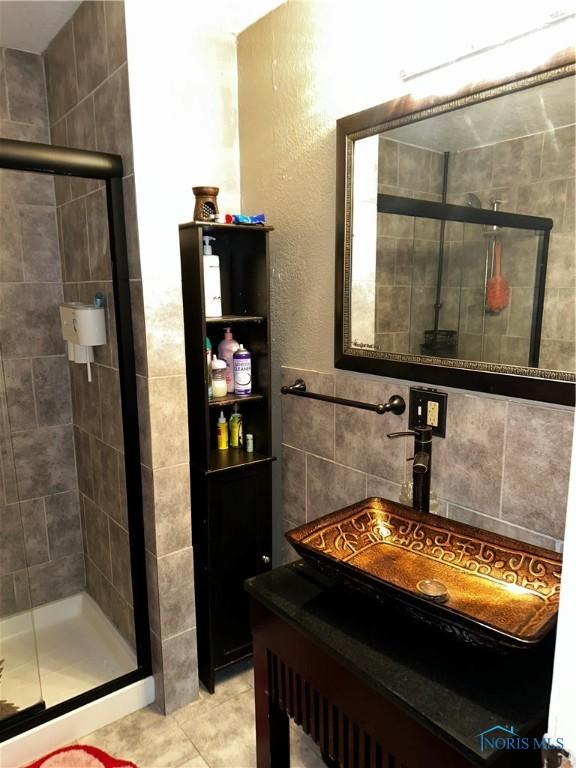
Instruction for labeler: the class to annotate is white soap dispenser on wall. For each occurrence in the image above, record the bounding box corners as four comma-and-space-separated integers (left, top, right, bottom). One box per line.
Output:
203, 235, 222, 317
59, 302, 106, 382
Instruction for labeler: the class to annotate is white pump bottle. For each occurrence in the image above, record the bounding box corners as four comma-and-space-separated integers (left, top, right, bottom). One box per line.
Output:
203, 236, 222, 317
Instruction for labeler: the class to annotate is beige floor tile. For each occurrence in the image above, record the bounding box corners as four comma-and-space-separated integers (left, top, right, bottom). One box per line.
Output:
178, 689, 257, 768
176, 757, 210, 768
173, 660, 254, 725
83, 705, 198, 768
290, 722, 327, 768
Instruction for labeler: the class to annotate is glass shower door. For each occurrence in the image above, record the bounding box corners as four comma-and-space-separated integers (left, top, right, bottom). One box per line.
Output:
0, 346, 44, 724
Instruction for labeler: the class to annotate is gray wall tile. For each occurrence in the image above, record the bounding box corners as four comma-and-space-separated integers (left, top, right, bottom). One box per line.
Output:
105, 2, 128, 73
84, 495, 112, 579
146, 376, 189, 469
306, 455, 366, 521
12, 425, 76, 500
0, 169, 54, 205
20, 497, 49, 566
18, 205, 61, 282
28, 552, 85, 606
60, 198, 90, 282
45, 490, 83, 560
0, 503, 27, 575
73, 1, 107, 98
99, 365, 123, 450
3, 358, 36, 431
91, 437, 121, 522
0, 202, 23, 281
501, 403, 572, 539
86, 187, 111, 280
282, 445, 306, 527
365, 474, 402, 503
74, 426, 93, 498
447, 504, 558, 551
4, 49, 48, 126
109, 518, 132, 604
334, 375, 409, 481
161, 629, 199, 714
70, 362, 101, 437
433, 393, 507, 516
33, 356, 72, 427
282, 368, 334, 459
94, 65, 133, 174
0, 50, 8, 120
0, 283, 63, 357
157, 547, 195, 638
142, 464, 192, 557
44, 21, 78, 121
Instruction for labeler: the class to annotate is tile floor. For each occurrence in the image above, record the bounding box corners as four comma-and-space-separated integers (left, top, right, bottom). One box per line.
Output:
80, 660, 327, 768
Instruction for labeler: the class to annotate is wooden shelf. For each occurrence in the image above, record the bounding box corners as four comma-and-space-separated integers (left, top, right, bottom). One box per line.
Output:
208, 393, 265, 408
206, 315, 266, 325
206, 449, 275, 475
180, 221, 274, 232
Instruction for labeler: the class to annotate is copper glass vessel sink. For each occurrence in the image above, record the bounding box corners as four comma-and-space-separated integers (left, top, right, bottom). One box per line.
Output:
286, 498, 562, 650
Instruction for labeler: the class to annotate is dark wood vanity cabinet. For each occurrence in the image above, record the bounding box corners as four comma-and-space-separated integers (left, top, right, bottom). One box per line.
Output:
180, 222, 274, 692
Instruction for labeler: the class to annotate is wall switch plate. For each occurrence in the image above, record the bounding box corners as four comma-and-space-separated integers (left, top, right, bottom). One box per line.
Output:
409, 387, 448, 437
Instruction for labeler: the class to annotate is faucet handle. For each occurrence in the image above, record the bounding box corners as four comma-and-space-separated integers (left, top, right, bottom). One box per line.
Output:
387, 426, 432, 440
387, 431, 415, 439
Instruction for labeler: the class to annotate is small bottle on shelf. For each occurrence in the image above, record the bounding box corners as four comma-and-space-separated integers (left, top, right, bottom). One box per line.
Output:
217, 411, 228, 450
245, 433, 254, 453
229, 404, 243, 448
233, 344, 252, 396
211, 356, 228, 398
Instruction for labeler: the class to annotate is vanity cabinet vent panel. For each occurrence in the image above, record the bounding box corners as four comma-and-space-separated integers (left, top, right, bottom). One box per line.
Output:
180, 222, 274, 692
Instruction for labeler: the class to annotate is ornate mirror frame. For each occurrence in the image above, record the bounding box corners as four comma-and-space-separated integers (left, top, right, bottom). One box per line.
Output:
335, 49, 576, 405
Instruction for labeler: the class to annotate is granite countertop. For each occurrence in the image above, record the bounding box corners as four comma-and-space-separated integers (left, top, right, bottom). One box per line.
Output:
245, 562, 554, 766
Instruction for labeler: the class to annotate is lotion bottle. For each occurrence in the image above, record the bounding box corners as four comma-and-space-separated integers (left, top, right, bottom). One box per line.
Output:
217, 411, 228, 450
203, 236, 222, 317
218, 327, 239, 393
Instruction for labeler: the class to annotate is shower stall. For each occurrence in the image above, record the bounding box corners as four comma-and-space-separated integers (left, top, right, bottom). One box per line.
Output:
0, 139, 150, 746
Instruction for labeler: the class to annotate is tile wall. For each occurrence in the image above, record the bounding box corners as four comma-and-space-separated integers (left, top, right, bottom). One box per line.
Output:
446, 124, 575, 372
0, 47, 84, 616
43, 1, 197, 711
43, 2, 135, 648
281, 366, 572, 564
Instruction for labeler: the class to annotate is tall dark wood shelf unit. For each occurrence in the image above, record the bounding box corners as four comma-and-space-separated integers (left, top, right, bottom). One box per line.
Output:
179, 221, 274, 693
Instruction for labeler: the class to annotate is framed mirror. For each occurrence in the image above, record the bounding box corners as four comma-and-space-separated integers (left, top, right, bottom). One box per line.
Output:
335, 52, 575, 405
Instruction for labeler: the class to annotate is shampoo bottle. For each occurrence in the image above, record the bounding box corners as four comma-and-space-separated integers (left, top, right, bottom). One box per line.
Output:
217, 411, 228, 450
203, 236, 222, 317
233, 344, 252, 395
229, 403, 243, 448
218, 327, 239, 394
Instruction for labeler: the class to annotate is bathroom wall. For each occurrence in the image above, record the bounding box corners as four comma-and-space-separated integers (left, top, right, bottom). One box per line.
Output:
124, 0, 244, 712
43, 2, 136, 648
0, 46, 84, 616
447, 125, 576, 372
237, 3, 575, 562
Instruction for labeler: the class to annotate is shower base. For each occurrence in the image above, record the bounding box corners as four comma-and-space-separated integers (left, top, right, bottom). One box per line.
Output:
1, 592, 136, 713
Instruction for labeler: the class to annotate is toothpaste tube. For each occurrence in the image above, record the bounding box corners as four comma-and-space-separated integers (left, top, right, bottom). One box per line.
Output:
225, 213, 266, 225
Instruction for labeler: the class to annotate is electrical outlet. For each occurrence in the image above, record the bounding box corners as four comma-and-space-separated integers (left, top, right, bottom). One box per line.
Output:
427, 401, 439, 428
409, 387, 448, 437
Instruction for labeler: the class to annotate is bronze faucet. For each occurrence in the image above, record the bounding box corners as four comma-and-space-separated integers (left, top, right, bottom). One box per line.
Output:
387, 426, 433, 513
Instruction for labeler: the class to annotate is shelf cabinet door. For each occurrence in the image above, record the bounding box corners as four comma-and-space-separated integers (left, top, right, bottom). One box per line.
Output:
209, 463, 271, 665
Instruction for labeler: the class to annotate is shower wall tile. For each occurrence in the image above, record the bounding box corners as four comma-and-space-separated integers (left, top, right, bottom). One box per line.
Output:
18, 205, 61, 282
99, 365, 123, 450
74, 426, 94, 498
157, 547, 195, 639
84, 495, 112, 580
0, 202, 23, 282
70, 362, 101, 437
33, 356, 73, 427
44, 21, 78, 122
105, 2, 128, 74
0, 169, 55, 206
141, 463, 192, 557
491, 134, 543, 184
28, 552, 85, 606
0, 503, 27, 576
73, 1, 107, 99
3, 49, 48, 126
123, 175, 141, 279
0, 283, 64, 358
0, 121, 49, 143
86, 188, 112, 280
45, 490, 83, 560
109, 519, 132, 604
20, 497, 49, 566
12, 425, 76, 500
94, 65, 133, 175
541, 124, 575, 181
91, 437, 121, 522
3, 358, 36, 431
60, 198, 90, 282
